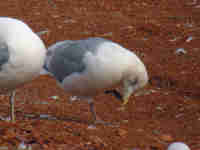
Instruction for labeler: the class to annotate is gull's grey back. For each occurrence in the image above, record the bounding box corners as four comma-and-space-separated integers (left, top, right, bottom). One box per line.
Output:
47, 38, 109, 82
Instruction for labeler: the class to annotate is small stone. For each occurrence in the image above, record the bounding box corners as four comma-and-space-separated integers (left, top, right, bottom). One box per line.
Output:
24, 114, 36, 118
17, 142, 27, 150
117, 106, 126, 111
40, 101, 49, 105
81, 31, 90, 35
0, 116, 11, 122
117, 128, 128, 137
34, 12, 40, 15
136, 128, 144, 132
186, 36, 193, 42
160, 134, 173, 142
90, 135, 106, 146
175, 48, 187, 55
176, 24, 181, 28
122, 120, 129, 123
101, 32, 113, 37
63, 19, 77, 24
69, 96, 80, 102
155, 106, 163, 111
169, 37, 179, 42
185, 24, 193, 28
40, 114, 51, 119
52, 14, 60, 18
87, 125, 97, 130
50, 95, 59, 100
175, 113, 184, 118
152, 129, 160, 135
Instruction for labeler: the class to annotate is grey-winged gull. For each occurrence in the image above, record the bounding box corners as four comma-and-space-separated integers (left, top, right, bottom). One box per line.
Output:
43, 37, 148, 124
0, 17, 46, 122
167, 142, 190, 150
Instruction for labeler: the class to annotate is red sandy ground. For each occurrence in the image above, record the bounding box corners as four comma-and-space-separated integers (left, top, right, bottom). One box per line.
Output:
0, 0, 200, 149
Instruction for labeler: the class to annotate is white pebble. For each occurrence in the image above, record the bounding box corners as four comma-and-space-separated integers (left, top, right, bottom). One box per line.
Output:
51, 95, 59, 100
175, 48, 187, 54
186, 36, 193, 42
18, 142, 27, 150
167, 142, 190, 150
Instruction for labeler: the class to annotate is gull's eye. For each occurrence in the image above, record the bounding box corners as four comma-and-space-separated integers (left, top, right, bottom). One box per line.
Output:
130, 79, 138, 86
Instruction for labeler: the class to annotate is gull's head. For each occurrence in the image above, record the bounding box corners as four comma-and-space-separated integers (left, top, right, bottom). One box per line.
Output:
167, 142, 190, 150
122, 59, 148, 106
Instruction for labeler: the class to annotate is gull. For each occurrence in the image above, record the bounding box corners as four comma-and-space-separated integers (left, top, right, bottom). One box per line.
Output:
0, 17, 46, 122
43, 37, 148, 124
